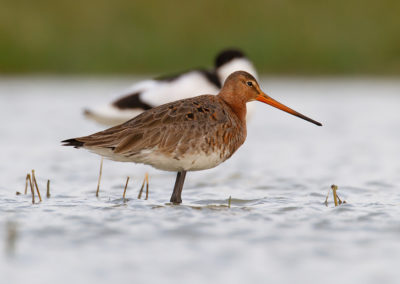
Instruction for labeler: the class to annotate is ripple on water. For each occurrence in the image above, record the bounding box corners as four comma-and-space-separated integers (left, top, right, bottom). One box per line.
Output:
2, 79, 400, 284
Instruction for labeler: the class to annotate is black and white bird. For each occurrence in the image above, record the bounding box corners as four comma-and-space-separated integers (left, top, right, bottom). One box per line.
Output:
84, 49, 258, 126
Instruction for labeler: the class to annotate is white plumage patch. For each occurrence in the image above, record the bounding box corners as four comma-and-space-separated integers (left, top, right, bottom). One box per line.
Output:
84, 104, 143, 126
139, 149, 226, 172
86, 145, 227, 172
140, 71, 220, 106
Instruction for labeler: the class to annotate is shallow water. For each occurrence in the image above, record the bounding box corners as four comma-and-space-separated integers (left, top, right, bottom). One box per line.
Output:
1, 77, 400, 284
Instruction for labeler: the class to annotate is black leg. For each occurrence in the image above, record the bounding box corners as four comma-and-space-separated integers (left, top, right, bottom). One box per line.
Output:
170, 171, 187, 204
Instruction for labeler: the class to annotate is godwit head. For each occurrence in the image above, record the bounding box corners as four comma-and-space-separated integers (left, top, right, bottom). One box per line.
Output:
219, 71, 322, 126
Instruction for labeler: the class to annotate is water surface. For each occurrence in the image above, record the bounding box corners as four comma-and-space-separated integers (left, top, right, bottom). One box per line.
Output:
1, 77, 400, 284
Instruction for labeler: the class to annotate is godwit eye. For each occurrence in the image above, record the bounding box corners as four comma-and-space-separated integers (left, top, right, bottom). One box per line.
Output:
246, 81, 253, 87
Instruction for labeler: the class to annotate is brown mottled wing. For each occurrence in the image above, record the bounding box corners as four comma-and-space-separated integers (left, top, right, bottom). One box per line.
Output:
73, 95, 243, 157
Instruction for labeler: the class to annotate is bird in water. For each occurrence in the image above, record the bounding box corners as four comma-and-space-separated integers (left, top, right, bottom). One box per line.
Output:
63, 71, 322, 204
84, 49, 258, 126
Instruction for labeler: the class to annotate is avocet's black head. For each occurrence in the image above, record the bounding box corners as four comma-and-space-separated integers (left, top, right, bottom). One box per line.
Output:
215, 49, 246, 68
214, 48, 258, 85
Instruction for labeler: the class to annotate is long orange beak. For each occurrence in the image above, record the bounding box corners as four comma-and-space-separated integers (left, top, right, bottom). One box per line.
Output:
256, 93, 322, 126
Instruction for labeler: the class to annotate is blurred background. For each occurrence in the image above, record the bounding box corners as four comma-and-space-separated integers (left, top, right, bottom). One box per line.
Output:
2, 2, 400, 284
1, 0, 400, 75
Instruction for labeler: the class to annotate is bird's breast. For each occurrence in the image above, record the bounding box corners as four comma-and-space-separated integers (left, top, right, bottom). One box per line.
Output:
133, 147, 229, 172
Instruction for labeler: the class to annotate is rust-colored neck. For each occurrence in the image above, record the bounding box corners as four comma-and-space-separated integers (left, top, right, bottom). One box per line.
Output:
218, 89, 247, 124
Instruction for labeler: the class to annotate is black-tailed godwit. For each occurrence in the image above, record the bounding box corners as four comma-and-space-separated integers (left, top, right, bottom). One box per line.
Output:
63, 71, 321, 204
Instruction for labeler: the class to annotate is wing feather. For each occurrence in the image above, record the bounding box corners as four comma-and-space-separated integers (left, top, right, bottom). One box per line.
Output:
73, 95, 235, 158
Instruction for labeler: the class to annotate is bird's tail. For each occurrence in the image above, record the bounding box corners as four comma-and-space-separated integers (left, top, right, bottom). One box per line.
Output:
61, 138, 84, 148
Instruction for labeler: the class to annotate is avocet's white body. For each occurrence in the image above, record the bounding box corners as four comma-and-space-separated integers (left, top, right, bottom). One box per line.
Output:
84, 50, 258, 126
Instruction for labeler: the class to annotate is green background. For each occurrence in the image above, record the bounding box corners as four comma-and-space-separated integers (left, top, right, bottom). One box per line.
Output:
1, 0, 399, 75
